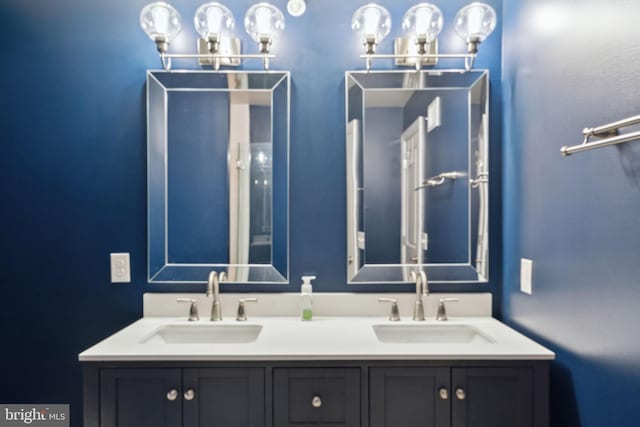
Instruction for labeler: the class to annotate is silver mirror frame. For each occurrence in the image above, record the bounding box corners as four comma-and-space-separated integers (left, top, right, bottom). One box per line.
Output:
147, 70, 290, 284
345, 69, 489, 284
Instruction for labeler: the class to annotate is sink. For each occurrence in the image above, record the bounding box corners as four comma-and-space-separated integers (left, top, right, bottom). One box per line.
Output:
373, 324, 494, 344
141, 324, 263, 344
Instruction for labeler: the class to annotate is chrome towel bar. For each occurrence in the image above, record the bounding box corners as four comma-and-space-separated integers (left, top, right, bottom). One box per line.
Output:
561, 114, 640, 156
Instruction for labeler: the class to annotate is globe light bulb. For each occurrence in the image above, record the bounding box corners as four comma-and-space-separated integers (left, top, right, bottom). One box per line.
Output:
255, 6, 273, 34
244, 2, 285, 53
402, 3, 443, 43
153, 7, 169, 34
351, 3, 392, 54
454, 2, 497, 53
140, 2, 183, 52
194, 3, 235, 40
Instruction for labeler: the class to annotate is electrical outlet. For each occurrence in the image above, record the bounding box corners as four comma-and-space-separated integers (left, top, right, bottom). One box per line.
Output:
520, 258, 533, 295
110, 253, 131, 283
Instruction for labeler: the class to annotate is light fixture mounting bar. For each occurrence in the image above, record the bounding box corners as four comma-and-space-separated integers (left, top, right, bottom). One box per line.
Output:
158, 52, 276, 71
394, 38, 439, 67
360, 52, 476, 72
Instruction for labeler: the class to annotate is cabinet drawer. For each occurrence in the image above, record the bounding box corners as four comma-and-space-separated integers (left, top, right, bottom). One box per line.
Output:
273, 368, 360, 427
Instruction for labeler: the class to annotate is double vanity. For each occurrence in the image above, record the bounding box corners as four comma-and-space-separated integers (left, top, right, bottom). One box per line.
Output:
80, 293, 553, 427
85, 67, 554, 427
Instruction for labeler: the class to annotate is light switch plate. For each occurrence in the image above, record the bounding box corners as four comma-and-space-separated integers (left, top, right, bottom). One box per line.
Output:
110, 253, 131, 283
427, 96, 442, 132
520, 258, 533, 295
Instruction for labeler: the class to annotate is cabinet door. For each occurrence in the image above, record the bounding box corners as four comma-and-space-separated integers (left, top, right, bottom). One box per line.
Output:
100, 369, 182, 427
182, 368, 265, 427
370, 367, 450, 427
273, 368, 360, 427
451, 368, 533, 427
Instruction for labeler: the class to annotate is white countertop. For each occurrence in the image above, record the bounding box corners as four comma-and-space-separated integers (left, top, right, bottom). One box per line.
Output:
78, 316, 555, 362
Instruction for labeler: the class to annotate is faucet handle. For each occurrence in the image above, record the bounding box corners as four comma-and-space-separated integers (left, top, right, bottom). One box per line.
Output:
236, 298, 258, 321
378, 298, 400, 321
436, 298, 459, 321
176, 298, 199, 321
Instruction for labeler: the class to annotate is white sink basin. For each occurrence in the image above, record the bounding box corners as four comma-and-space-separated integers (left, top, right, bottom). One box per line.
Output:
373, 324, 494, 344
142, 324, 263, 344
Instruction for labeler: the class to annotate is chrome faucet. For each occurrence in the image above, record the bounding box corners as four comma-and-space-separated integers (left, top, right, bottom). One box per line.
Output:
411, 270, 428, 321
206, 271, 226, 321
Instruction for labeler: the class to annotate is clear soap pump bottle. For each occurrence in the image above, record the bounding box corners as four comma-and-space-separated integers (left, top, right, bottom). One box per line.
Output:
300, 276, 316, 321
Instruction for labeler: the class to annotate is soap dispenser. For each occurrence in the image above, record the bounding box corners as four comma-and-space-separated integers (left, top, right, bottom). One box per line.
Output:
300, 275, 316, 321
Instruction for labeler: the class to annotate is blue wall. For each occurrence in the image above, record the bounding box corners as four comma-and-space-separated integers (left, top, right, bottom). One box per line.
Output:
502, 1, 640, 425
362, 107, 403, 264
0, 0, 501, 425
168, 91, 230, 263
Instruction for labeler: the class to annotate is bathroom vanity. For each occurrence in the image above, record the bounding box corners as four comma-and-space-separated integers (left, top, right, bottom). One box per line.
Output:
80, 294, 553, 427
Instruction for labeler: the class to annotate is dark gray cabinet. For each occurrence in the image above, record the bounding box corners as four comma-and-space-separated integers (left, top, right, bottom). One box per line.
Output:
370, 367, 450, 427
183, 368, 265, 427
89, 367, 264, 427
84, 361, 548, 427
369, 366, 543, 427
274, 368, 360, 427
451, 368, 534, 427
99, 369, 182, 427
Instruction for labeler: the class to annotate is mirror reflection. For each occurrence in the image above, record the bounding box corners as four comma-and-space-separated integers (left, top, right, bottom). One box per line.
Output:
148, 71, 289, 283
346, 70, 489, 283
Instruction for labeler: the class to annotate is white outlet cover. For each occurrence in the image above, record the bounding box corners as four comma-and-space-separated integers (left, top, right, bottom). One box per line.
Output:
520, 258, 533, 295
110, 253, 131, 283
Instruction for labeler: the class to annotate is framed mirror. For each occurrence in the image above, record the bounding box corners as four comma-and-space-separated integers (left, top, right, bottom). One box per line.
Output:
147, 71, 289, 283
346, 70, 489, 284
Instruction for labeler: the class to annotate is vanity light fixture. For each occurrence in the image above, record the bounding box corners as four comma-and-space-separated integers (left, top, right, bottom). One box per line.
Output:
351, 4, 392, 56
403, 3, 443, 50
244, 3, 285, 53
396, 3, 443, 68
140, 2, 183, 54
287, 0, 306, 17
140, 1, 284, 70
194, 2, 241, 69
355, 2, 498, 72
454, 2, 497, 55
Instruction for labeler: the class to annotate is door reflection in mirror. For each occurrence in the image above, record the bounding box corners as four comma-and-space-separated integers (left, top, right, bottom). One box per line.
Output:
346, 71, 489, 283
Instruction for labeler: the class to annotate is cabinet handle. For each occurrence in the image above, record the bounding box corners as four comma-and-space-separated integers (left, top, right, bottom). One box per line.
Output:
455, 388, 466, 400
166, 389, 178, 401
184, 389, 196, 401
312, 395, 322, 408
438, 387, 449, 400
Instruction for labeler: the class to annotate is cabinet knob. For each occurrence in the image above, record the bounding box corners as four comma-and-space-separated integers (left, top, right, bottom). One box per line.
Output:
312, 395, 322, 408
184, 389, 196, 401
455, 388, 466, 400
166, 389, 178, 401
438, 387, 449, 400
